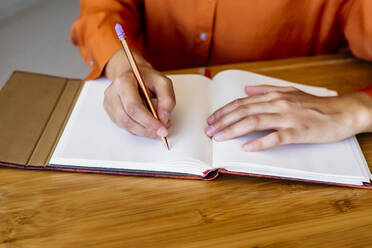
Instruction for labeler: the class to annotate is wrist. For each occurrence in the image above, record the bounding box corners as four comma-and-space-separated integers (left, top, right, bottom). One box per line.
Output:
351, 92, 372, 133
104, 47, 151, 81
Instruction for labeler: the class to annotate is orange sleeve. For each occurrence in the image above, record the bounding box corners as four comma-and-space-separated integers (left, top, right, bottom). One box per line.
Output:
340, 0, 372, 97
340, 0, 372, 61
71, 0, 145, 80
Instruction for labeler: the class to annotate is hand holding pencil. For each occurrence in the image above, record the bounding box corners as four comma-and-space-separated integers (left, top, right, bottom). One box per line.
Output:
103, 24, 176, 148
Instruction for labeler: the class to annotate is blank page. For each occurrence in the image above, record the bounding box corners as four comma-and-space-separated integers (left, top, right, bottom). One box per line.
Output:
50, 74, 213, 176
211, 70, 371, 185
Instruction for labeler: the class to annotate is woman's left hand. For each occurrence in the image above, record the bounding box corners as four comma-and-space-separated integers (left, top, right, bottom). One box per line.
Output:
205, 85, 372, 151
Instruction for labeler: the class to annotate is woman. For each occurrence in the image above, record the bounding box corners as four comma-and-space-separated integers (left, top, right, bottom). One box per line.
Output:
71, 0, 372, 151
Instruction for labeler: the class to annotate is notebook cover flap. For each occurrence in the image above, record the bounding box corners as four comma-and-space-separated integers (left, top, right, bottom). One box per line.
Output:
0, 71, 83, 166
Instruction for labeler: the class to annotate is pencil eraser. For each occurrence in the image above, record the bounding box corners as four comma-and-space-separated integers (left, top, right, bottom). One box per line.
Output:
115, 24, 126, 40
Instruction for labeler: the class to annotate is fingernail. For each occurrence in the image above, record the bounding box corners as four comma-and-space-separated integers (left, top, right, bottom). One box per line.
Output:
162, 110, 169, 117
157, 127, 168, 137
205, 125, 216, 136
213, 132, 224, 141
243, 143, 255, 152
208, 115, 215, 124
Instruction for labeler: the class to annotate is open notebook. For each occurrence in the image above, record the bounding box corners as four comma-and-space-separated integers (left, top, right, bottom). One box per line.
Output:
49, 70, 372, 187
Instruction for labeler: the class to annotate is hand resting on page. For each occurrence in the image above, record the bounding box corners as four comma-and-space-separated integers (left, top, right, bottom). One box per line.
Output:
205, 85, 372, 151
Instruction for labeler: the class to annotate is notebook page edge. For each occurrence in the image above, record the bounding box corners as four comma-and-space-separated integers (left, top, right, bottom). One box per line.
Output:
349, 136, 372, 181
212, 69, 337, 96
219, 160, 368, 184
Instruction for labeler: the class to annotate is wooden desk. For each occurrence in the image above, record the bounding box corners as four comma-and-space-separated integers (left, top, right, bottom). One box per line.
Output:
1, 54, 372, 248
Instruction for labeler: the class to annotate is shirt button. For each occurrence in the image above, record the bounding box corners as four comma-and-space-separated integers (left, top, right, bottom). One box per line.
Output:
200, 32, 208, 41
89, 59, 94, 66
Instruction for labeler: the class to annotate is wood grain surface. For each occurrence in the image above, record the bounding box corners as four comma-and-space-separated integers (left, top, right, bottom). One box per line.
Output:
1, 54, 372, 248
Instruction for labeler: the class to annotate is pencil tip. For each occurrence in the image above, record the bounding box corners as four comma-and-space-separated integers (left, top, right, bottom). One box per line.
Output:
163, 137, 170, 150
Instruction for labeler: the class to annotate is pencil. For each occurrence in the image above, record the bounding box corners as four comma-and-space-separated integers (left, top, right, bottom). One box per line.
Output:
115, 24, 169, 150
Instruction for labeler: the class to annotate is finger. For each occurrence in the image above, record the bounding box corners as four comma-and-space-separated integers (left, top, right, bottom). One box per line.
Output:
245, 85, 298, 95
149, 75, 176, 125
207, 91, 299, 126
213, 114, 286, 141
242, 128, 297, 151
205, 102, 277, 137
207, 89, 298, 125
208, 96, 267, 125
103, 93, 159, 138
114, 75, 168, 137
166, 120, 172, 129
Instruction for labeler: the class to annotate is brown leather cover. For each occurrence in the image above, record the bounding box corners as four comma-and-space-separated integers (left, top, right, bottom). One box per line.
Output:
0, 71, 83, 166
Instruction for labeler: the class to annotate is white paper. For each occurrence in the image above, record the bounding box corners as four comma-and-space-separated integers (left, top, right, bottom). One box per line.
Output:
50, 75, 213, 175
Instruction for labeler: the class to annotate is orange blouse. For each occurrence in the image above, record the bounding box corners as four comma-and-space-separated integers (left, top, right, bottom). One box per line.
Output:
71, 0, 372, 86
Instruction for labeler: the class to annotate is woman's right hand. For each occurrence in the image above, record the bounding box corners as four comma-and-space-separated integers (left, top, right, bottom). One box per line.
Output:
104, 48, 176, 139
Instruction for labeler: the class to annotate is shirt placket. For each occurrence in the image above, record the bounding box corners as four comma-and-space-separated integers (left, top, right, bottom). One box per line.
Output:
193, 0, 217, 66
